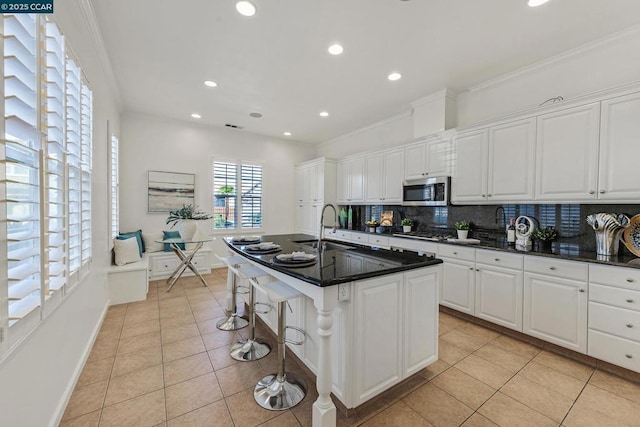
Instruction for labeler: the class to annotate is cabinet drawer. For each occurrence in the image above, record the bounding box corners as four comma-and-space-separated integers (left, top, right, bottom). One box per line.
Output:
589, 283, 640, 312
351, 232, 368, 245
368, 235, 390, 248
589, 302, 640, 342
589, 264, 640, 290
438, 244, 475, 262
476, 249, 523, 270
525, 256, 587, 281
588, 329, 640, 373
151, 256, 181, 274
335, 230, 353, 242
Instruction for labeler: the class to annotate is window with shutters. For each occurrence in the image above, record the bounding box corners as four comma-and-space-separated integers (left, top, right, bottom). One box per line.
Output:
110, 134, 119, 239
212, 160, 263, 230
0, 14, 93, 357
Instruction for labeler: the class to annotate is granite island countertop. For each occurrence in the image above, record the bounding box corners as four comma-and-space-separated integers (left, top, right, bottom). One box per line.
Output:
224, 233, 443, 287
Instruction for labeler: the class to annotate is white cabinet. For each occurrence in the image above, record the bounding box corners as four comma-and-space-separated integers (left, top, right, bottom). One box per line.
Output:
337, 156, 365, 204
487, 118, 536, 201
535, 103, 600, 201
404, 135, 452, 180
452, 129, 488, 203
148, 248, 212, 280
364, 148, 404, 204
475, 250, 524, 332
403, 268, 439, 376
523, 257, 588, 353
294, 158, 337, 234
453, 118, 535, 203
588, 264, 640, 373
438, 245, 475, 315
598, 92, 640, 201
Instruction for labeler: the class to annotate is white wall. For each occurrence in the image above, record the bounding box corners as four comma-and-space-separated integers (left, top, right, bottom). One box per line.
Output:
0, 1, 121, 426
120, 111, 316, 259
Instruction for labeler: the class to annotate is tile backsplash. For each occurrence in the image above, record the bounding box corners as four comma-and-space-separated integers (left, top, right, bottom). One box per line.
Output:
339, 203, 640, 255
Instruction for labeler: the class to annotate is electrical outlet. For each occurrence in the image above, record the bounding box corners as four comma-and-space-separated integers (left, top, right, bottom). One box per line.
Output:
338, 283, 350, 302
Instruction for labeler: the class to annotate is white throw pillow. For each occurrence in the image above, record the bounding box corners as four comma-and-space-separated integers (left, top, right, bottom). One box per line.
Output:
114, 236, 142, 265
142, 232, 165, 253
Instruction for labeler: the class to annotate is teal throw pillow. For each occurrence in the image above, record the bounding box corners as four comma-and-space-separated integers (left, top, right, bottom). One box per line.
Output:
118, 229, 144, 255
163, 230, 186, 251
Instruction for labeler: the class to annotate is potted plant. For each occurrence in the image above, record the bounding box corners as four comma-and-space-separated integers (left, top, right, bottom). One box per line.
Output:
401, 218, 413, 233
166, 204, 213, 241
454, 220, 471, 239
532, 226, 558, 250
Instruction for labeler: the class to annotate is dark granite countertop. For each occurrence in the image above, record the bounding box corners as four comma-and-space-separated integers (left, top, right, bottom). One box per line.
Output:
224, 233, 443, 287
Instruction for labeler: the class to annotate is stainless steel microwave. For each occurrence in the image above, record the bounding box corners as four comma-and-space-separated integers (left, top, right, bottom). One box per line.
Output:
402, 176, 450, 206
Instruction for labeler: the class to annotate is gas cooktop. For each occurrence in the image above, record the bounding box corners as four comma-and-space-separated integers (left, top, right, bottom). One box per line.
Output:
392, 232, 453, 242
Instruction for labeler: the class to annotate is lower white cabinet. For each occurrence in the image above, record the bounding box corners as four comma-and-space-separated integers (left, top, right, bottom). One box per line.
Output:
476, 264, 523, 332
440, 258, 475, 315
523, 271, 587, 353
148, 248, 212, 280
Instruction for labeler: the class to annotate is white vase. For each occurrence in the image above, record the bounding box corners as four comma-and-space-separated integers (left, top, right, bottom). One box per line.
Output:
457, 229, 469, 240
403, 225, 412, 233
177, 220, 198, 241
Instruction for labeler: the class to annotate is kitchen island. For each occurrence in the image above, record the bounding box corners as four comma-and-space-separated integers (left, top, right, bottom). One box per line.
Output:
224, 234, 442, 427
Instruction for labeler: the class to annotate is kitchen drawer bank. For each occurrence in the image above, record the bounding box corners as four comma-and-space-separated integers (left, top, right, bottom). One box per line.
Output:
326, 229, 640, 374
107, 248, 212, 305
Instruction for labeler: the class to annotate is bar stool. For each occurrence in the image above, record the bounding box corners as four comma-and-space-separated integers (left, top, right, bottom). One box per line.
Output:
215, 254, 249, 331
227, 264, 272, 361
253, 280, 307, 410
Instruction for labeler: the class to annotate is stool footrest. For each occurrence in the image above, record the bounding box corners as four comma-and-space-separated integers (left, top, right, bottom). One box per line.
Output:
235, 285, 250, 295
285, 325, 306, 346
253, 301, 273, 315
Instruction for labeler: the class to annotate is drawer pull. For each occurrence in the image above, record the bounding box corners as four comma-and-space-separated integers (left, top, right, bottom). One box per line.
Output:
627, 299, 635, 303
453, 251, 458, 255
164, 265, 168, 268
578, 289, 585, 293
494, 258, 500, 261
469, 267, 474, 271
627, 278, 635, 283
549, 266, 556, 270
626, 354, 633, 359
626, 324, 634, 328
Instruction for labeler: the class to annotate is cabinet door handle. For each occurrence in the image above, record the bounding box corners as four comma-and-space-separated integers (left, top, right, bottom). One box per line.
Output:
549, 266, 556, 270
589, 190, 595, 194
627, 299, 635, 303
425, 172, 429, 176
494, 258, 500, 261
626, 354, 633, 359
469, 267, 474, 271
627, 278, 635, 283
578, 289, 585, 293
453, 251, 458, 255
476, 268, 480, 272
599, 190, 606, 194
487, 194, 492, 197
481, 194, 486, 198
626, 323, 634, 328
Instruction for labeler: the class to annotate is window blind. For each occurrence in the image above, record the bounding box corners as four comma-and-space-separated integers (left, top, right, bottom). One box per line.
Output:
110, 135, 118, 239
80, 83, 91, 266
240, 163, 262, 228
65, 56, 81, 277
212, 160, 263, 230
213, 161, 237, 229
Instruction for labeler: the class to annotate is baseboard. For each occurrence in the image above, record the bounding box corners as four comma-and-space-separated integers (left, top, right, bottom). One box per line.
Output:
50, 300, 110, 427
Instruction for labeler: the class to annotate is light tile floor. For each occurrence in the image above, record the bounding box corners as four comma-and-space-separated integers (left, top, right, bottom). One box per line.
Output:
61, 270, 640, 426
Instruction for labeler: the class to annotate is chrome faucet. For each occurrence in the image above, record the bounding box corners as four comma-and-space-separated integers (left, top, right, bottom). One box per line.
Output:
319, 203, 338, 251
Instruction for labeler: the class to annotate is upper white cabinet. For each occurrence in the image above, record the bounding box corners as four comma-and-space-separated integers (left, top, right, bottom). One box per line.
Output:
451, 129, 488, 203
535, 103, 600, 201
453, 118, 535, 203
337, 156, 365, 204
364, 148, 404, 204
598, 92, 640, 201
404, 135, 452, 180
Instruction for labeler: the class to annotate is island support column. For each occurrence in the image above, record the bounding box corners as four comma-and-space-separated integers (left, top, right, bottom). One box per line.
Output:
312, 299, 338, 427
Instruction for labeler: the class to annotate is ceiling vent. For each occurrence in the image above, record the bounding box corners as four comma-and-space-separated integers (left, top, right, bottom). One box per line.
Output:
225, 123, 244, 130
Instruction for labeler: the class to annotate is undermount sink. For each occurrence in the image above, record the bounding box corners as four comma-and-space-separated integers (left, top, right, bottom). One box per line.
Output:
294, 239, 354, 251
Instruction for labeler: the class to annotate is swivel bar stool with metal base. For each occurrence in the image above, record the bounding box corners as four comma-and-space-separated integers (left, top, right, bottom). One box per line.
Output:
253, 280, 307, 410
215, 254, 249, 331
227, 264, 272, 361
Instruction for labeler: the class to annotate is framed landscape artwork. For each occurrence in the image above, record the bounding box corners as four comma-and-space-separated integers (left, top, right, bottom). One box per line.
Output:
148, 170, 195, 212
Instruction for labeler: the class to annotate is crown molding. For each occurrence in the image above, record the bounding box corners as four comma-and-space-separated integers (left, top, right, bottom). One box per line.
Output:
75, 0, 123, 109
469, 23, 640, 93
410, 88, 458, 108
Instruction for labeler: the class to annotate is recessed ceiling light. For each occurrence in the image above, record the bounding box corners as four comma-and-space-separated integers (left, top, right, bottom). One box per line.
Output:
191, 113, 201, 119
283, 132, 292, 136
204, 80, 218, 88
328, 44, 344, 55
249, 112, 263, 118
388, 72, 402, 81
236, 1, 256, 16
319, 111, 329, 117
527, 0, 550, 6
